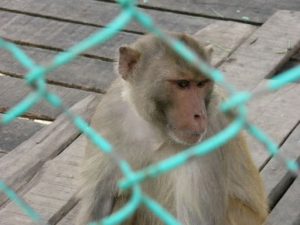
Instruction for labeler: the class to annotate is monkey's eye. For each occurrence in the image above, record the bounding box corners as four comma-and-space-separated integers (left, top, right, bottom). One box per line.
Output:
176, 80, 190, 89
197, 79, 210, 88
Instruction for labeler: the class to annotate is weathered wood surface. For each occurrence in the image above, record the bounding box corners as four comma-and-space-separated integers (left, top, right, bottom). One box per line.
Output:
247, 82, 300, 168
0, 10, 138, 60
111, 0, 300, 24
194, 21, 256, 67
0, 136, 86, 225
0, 114, 44, 153
0, 0, 215, 34
0, 76, 95, 120
219, 10, 300, 91
0, 95, 98, 206
0, 21, 256, 95
266, 176, 300, 225
0, 46, 116, 93
0, 4, 260, 62
260, 124, 300, 208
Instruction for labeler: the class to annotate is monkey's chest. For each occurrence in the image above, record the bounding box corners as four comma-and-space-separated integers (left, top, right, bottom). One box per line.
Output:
113, 163, 177, 225
113, 177, 176, 225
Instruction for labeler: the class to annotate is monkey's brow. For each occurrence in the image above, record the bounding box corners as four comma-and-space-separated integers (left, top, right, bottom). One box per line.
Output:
166, 78, 210, 82
197, 78, 211, 83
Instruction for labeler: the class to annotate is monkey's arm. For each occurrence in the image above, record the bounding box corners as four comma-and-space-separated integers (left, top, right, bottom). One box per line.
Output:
226, 134, 268, 225
76, 151, 119, 225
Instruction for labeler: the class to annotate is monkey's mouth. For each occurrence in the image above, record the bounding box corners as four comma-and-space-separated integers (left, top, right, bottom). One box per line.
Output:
167, 125, 207, 146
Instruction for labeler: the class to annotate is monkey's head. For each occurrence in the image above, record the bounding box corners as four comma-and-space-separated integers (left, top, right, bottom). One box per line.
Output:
118, 33, 214, 146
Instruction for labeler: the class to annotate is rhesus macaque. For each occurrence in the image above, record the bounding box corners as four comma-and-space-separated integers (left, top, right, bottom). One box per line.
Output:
77, 33, 268, 225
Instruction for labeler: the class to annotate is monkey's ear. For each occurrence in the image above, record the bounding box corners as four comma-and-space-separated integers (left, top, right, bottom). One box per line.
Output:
204, 44, 213, 62
118, 46, 141, 80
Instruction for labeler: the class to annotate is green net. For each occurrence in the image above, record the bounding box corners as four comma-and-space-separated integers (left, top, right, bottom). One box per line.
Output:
0, 0, 299, 224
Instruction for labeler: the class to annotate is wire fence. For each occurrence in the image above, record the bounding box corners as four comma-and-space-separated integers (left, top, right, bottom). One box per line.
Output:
0, 0, 299, 224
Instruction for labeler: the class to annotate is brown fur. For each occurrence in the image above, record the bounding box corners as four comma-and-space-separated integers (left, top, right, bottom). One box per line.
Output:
76, 33, 268, 225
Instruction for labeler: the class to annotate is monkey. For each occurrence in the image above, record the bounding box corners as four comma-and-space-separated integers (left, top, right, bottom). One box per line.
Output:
76, 33, 268, 225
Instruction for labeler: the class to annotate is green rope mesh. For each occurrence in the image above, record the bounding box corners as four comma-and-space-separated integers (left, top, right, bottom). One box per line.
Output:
0, 0, 299, 224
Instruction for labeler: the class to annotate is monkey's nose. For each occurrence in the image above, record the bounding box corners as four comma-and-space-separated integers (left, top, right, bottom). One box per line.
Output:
194, 114, 201, 120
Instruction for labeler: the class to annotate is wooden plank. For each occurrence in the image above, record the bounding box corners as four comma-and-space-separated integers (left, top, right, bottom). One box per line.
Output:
0, 10, 138, 60
0, 114, 45, 153
194, 21, 256, 67
219, 10, 300, 91
0, 136, 86, 225
0, 95, 99, 206
0, 76, 94, 120
118, 0, 300, 24
0, 46, 116, 93
0, 22, 255, 94
266, 177, 300, 225
0, 0, 215, 34
247, 82, 300, 168
260, 124, 300, 208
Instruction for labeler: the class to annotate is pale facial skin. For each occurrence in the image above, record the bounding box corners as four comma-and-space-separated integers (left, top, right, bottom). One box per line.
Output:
165, 78, 212, 145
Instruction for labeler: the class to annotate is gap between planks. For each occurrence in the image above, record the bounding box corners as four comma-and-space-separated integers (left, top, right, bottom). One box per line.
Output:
266, 176, 300, 225
96, 0, 263, 25
261, 123, 300, 209
106, 0, 300, 24
0, 113, 45, 154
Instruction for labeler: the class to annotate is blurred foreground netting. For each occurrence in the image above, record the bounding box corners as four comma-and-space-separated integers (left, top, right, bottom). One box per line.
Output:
0, 0, 299, 224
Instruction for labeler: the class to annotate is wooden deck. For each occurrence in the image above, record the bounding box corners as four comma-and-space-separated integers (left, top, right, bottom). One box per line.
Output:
0, 0, 299, 224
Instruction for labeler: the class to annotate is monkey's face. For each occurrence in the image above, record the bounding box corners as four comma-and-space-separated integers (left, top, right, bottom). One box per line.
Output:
161, 74, 213, 146
118, 33, 214, 146
125, 72, 213, 146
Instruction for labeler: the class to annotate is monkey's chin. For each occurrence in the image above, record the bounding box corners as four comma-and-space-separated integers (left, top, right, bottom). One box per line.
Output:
168, 129, 207, 146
